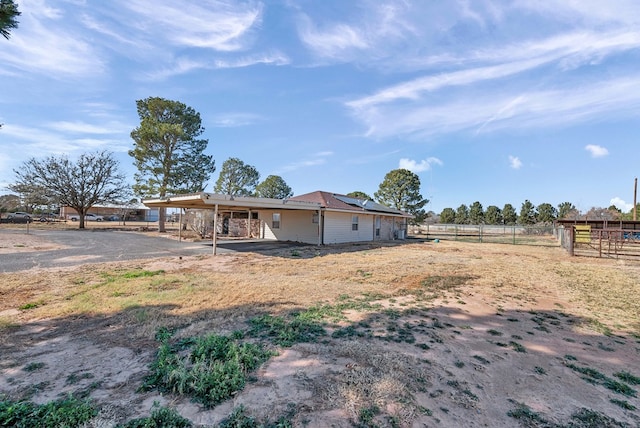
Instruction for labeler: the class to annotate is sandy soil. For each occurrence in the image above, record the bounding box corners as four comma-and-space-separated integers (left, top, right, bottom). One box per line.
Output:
0, 232, 639, 427
0, 230, 65, 253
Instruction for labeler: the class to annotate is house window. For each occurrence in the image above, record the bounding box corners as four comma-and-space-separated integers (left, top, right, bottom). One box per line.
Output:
375, 217, 381, 237
312, 213, 319, 224
352, 215, 359, 231
272, 213, 281, 229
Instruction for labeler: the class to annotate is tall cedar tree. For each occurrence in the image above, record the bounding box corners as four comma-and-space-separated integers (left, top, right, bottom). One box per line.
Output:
130, 97, 215, 232
0, 0, 20, 40
12, 151, 127, 229
375, 168, 428, 225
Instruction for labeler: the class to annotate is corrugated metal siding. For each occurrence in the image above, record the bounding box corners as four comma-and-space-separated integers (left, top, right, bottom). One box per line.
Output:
324, 212, 374, 244
258, 210, 319, 244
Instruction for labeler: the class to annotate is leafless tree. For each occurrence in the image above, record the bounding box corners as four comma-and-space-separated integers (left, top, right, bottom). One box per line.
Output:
13, 151, 128, 229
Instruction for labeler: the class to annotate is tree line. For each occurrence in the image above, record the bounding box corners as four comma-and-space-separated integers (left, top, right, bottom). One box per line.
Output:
436, 201, 637, 226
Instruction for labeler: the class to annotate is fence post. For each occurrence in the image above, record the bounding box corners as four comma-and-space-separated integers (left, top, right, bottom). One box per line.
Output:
512, 226, 516, 245
599, 230, 602, 258
568, 227, 574, 256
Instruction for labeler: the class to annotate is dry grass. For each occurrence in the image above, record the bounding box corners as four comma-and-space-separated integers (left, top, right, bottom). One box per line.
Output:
2, 241, 639, 338
2, 237, 640, 426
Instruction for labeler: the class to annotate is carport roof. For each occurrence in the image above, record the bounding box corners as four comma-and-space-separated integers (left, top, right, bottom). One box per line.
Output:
143, 191, 412, 218
143, 192, 321, 212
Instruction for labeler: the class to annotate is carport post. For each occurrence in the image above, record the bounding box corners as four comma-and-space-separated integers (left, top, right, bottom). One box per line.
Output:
318, 209, 323, 246
248, 209, 252, 238
213, 203, 219, 255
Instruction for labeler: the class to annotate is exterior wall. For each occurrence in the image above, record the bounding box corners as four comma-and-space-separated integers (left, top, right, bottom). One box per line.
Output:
257, 209, 406, 245
323, 212, 374, 244
258, 210, 320, 244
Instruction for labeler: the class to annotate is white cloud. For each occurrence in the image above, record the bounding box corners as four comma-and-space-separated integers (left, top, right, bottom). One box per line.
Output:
347, 76, 640, 139
585, 144, 609, 158
508, 155, 522, 169
211, 113, 263, 128
214, 52, 290, 69
610, 197, 634, 212
298, 17, 369, 59
147, 52, 289, 80
0, 4, 105, 77
399, 157, 442, 173
296, 2, 417, 62
0, 122, 129, 158
47, 121, 118, 134
347, 30, 640, 110
122, 0, 263, 51
517, 0, 640, 26
278, 151, 334, 173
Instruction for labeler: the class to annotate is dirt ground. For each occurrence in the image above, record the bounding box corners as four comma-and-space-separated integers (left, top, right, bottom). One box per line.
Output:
0, 230, 639, 427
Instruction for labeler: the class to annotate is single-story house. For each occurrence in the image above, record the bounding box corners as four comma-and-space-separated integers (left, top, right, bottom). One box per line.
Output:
143, 191, 411, 247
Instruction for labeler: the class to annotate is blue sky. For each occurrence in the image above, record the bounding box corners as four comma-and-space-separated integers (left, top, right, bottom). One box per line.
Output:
1, 0, 640, 215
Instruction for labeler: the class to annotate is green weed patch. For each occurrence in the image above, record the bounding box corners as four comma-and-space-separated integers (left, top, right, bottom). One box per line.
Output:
0, 395, 97, 427
248, 313, 325, 346
141, 329, 274, 407
118, 403, 191, 427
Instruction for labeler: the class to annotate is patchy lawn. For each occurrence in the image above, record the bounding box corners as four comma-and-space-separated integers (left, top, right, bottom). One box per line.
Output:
0, 234, 639, 427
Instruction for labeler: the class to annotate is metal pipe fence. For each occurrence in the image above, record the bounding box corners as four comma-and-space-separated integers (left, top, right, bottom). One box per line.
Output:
410, 224, 559, 247
562, 227, 640, 259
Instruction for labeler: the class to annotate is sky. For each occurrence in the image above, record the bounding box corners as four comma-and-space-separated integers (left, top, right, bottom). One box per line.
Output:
1, 0, 640, 215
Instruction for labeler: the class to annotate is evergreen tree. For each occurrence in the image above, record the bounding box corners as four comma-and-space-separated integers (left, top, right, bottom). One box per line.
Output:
502, 204, 517, 225
536, 203, 557, 224
347, 191, 373, 201
455, 204, 469, 224
130, 97, 216, 232
557, 202, 576, 220
439, 207, 455, 224
0, 0, 20, 40
469, 201, 484, 224
518, 200, 537, 225
255, 175, 293, 199
484, 205, 502, 225
375, 169, 428, 224
214, 158, 260, 196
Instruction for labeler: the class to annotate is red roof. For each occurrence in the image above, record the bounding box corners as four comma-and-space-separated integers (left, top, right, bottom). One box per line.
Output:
289, 191, 359, 211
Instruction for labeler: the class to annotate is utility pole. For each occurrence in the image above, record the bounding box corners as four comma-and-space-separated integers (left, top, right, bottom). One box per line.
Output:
634, 178, 637, 221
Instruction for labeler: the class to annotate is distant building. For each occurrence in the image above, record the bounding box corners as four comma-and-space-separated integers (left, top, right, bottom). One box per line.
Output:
61, 203, 159, 221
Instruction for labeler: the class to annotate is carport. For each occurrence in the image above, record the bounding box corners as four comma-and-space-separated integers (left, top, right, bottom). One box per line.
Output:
143, 193, 322, 255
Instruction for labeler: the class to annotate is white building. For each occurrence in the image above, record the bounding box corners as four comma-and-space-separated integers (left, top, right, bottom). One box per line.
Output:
143, 191, 411, 246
